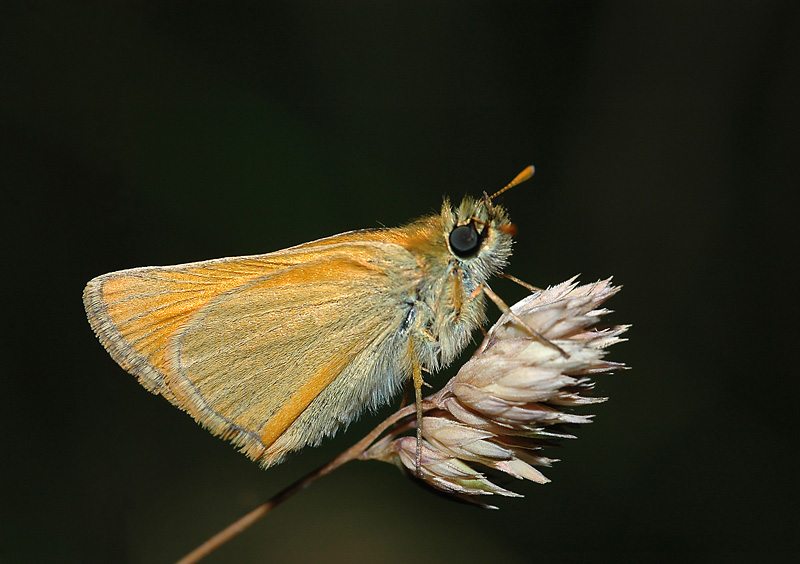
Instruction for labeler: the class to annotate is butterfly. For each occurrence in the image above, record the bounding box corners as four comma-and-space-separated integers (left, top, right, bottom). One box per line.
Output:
83, 167, 536, 468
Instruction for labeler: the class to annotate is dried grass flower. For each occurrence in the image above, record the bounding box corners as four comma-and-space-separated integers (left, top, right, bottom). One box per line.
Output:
363, 278, 628, 505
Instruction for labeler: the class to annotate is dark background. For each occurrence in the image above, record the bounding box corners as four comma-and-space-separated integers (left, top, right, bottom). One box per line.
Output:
3, 2, 797, 563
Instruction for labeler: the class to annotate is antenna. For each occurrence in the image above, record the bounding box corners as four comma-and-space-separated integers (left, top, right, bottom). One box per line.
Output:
489, 165, 535, 200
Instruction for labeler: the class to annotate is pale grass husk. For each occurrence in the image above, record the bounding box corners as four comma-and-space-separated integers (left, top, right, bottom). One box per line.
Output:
364, 278, 628, 504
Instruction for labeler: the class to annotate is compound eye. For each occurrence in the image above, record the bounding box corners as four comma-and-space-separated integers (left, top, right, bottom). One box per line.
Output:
449, 224, 480, 257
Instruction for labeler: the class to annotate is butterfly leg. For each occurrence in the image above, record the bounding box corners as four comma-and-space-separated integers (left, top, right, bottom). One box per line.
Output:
406, 338, 425, 478
412, 361, 425, 477
499, 272, 544, 293
481, 284, 568, 357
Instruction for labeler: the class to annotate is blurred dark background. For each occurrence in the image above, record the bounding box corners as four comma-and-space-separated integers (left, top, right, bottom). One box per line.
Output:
2, 2, 798, 563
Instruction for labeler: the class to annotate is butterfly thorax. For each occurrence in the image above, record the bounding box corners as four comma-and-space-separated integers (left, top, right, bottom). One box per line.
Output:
397, 197, 514, 372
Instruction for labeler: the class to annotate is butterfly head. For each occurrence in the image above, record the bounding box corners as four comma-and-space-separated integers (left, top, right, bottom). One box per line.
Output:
441, 195, 515, 281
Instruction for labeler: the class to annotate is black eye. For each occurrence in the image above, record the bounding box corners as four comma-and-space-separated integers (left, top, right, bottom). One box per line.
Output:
449, 224, 480, 257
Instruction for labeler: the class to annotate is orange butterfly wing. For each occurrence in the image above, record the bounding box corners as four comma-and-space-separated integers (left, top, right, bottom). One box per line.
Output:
84, 238, 421, 466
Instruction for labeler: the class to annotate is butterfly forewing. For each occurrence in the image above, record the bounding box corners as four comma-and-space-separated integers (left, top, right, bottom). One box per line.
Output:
84, 239, 421, 466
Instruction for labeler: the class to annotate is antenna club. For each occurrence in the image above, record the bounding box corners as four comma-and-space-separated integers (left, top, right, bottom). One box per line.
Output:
489, 165, 536, 200
512, 165, 535, 186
